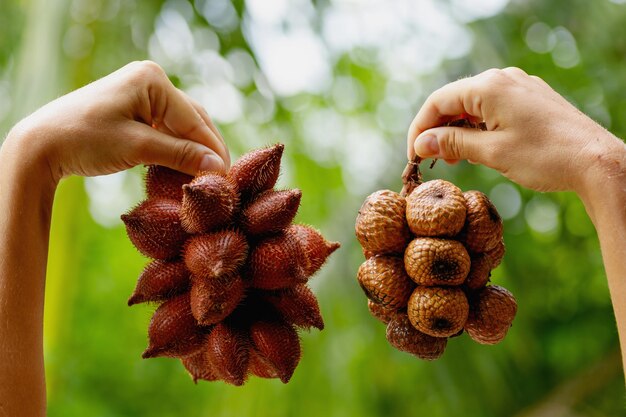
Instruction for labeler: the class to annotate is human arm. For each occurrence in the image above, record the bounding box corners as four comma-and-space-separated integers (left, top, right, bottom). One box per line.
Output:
406, 67, 626, 372
0, 60, 229, 416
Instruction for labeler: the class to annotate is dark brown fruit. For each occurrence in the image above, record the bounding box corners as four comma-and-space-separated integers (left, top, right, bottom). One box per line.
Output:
404, 237, 470, 286
190, 275, 246, 325
142, 293, 205, 359
122, 198, 188, 260
357, 256, 415, 309
205, 322, 251, 386
241, 189, 302, 236
465, 254, 491, 290
145, 165, 193, 201
248, 347, 280, 379
407, 286, 469, 338
484, 239, 505, 269
386, 313, 447, 360
184, 231, 248, 280
128, 260, 191, 306
262, 285, 324, 330
125, 144, 335, 385
355, 190, 411, 255
459, 190, 503, 253
368, 300, 399, 325
181, 340, 220, 383
250, 320, 301, 383
228, 143, 284, 200
248, 231, 304, 289
288, 224, 341, 278
180, 173, 239, 234
465, 285, 517, 345
405, 179, 466, 237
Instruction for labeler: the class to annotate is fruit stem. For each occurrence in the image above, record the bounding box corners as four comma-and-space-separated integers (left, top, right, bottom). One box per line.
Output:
400, 118, 487, 197
400, 156, 422, 197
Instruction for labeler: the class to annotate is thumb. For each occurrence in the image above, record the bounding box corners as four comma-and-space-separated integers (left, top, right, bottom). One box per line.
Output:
133, 123, 226, 175
413, 127, 495, 163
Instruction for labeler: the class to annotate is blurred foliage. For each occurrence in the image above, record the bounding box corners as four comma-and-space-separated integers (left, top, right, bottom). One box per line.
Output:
1, 0, 625, 416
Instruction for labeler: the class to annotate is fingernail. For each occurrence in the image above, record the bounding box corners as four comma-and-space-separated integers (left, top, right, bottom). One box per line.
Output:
414, 134, 440, 157
199, 154, 224, 173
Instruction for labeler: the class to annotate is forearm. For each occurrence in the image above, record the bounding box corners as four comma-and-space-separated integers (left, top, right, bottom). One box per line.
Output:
578, 137, 626, 374
0, 127, 56, 417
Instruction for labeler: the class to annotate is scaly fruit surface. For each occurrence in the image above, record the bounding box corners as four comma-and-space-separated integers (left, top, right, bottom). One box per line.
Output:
357, 256, 415, 309
386, 313, 447, 360
355, 190, 411, 255
407, 286, 469, 338
459, 190, 503, 253
405, 179, 466, 237
465, 285, 517, 345
404, 237, 470, 286
123, 144, 338, 385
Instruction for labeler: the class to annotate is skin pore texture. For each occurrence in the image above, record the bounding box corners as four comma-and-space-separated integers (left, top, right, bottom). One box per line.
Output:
407, 67, 626, 375
0, 63, 625, 415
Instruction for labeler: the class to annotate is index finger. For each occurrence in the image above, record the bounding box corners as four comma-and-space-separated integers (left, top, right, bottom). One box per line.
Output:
406, 76, 485, 159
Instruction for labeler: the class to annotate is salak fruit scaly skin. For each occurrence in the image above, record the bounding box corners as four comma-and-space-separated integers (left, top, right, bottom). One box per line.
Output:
123, 144, 339, 385
355, 119, 517, 360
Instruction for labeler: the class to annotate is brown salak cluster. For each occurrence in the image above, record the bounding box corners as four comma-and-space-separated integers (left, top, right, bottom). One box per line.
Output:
121, 144, 340, 385
354, 126, 517, 360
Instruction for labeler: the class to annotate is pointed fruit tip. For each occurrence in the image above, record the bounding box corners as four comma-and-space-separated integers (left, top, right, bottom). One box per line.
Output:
127, 293, 141, 306
142, 346, 158, 359
328, 242, 341, 253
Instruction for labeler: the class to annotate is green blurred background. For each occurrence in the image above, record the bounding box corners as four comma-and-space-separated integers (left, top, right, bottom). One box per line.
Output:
1, 0, 625, 415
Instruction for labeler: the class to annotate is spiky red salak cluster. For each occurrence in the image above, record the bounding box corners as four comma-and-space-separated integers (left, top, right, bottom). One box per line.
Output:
122, 144, 340, 385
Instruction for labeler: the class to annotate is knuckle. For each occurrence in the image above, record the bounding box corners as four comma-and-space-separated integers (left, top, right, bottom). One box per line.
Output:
441, 129, 464, 159
127, 60, 167, 84
173, 140, 196, 169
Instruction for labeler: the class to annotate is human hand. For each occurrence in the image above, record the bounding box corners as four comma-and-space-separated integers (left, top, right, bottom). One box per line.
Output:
6, 60, 229, 185
407, 67, 625, 194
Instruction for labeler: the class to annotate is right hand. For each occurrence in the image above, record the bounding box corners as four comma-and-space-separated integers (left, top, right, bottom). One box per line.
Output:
406, 67, 625, 193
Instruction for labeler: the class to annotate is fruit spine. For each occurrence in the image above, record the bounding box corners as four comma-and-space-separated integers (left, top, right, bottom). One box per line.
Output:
123, 144, 340, 385
355, 119, 517, 360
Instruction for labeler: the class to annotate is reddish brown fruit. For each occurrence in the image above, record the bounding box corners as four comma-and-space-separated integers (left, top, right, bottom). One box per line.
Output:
405, 179, 466, 237
181, 340, 220, 383
145, 165, 193, 201
404, 237, 471, 286
248, 231, 304, 289
407, 286, 469, 338
465, 254, 491, 290
357, 256, 415, 309
190, 275, 246, 325
459, 190, 503, 253
205, 322, 251, 386
386, 313, 447, 360
229, 144, 284, 199
180, 173, 239, 234
368, 300, 399, 325
242, 189, 302, 236
262, 285, 324, 330
465, 285, 517, 345
128, 260, 191, 306
127, 145, 334, 384
142, 293, 205, 359
484, 239, 505, 269
355, 190, 411, 255
248, 348, 279, 379
288, 224, 341, 278
122, 198, 187, 260
250, 320, 301, 383
184, 231, 248, 280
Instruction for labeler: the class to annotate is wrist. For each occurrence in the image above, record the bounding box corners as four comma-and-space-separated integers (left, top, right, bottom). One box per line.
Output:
4, 118, 61, 191
576, 132, 626, 223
